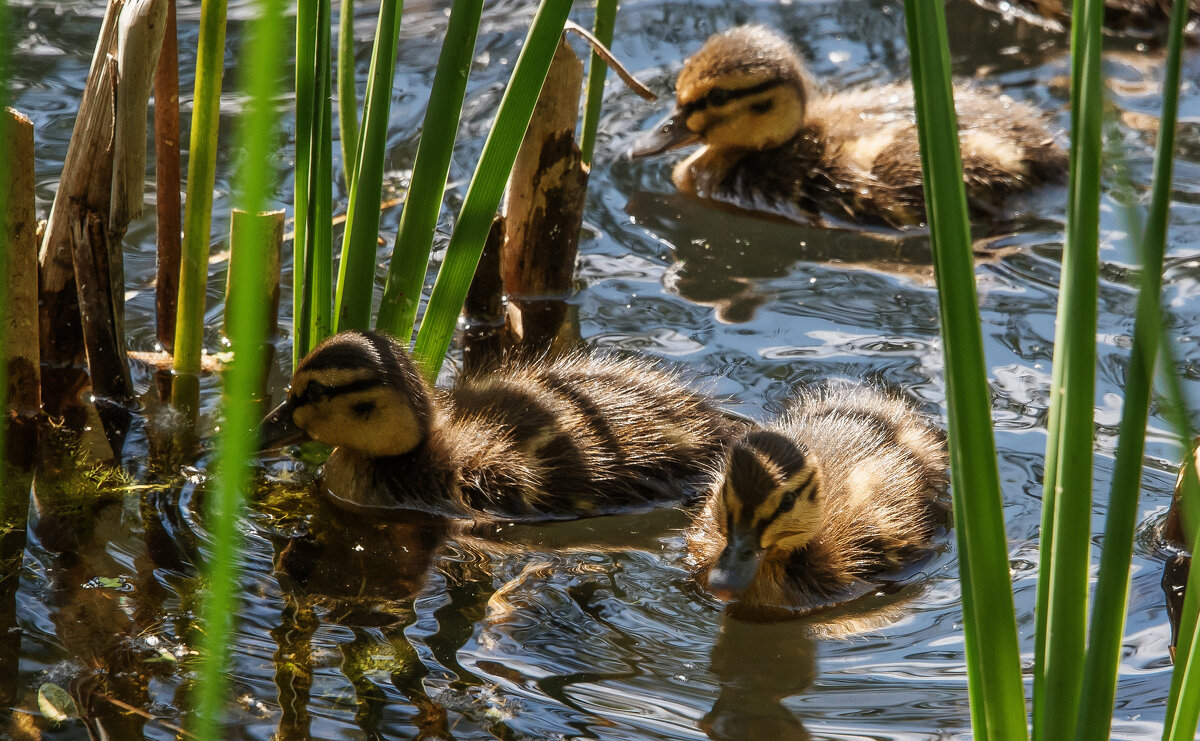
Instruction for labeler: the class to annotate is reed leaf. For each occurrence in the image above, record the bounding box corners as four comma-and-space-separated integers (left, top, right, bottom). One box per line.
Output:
902, 0, 1027, 737
580, 0, 617, 166
171, 0, 228, 403
338, 0, 359, 188
293, 0, 334, 364
413, 0, 572, 379
293, 0, 314, 367
189, 0, 285, 736
333, 0, 404, 333
1031, 0, 1104, 733
1073, 0, 1186, 734
375, 0, 483, 341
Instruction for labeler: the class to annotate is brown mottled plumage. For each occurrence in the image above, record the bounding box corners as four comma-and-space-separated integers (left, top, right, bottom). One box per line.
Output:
630, 25, 1067, 227
687, 385, 949, 620
260, 330, 741, 521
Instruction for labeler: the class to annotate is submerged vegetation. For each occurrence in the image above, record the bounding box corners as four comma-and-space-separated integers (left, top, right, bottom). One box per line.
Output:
0, 0, 1198, 737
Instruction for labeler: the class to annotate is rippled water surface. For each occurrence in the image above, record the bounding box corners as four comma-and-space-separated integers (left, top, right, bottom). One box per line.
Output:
7, 0, 1200, 737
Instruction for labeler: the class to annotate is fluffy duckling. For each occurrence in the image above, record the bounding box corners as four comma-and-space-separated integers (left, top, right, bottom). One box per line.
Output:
687, 385, 949, 619
631, 26, 1067, 227
261, 330, 741, 521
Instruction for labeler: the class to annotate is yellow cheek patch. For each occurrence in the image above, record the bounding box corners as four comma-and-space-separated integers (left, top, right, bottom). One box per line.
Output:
722, 481, 742, 523
293, 367, 376, 398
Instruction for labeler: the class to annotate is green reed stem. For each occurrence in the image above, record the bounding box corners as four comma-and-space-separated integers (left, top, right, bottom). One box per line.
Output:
171, 0, 228, 405
1074, 0, 1186, 736
903, 0, 1027, 737
293, 0, 315, 368
189, 0, 285, 736
338, 0, 359, 189
306, 0, 334, 349
580, 0, 617, 166
375, 0, 482, 342
333, 0, 404, 332
413, 0, 571, 379
1032, 0, 1104, 734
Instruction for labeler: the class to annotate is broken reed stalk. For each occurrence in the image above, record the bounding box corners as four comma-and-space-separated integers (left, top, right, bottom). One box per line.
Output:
224, 209, 284, 400
38, 0, 124, 420
39, 0, 166, 445
0, 108, 39, 707
499, 37, 587, 353
462, 215, 506, 375
155, 0, 181, 354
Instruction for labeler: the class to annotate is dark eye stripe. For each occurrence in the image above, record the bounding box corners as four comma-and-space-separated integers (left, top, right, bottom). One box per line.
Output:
297, 376, 380, 403
682, 79, 783, 117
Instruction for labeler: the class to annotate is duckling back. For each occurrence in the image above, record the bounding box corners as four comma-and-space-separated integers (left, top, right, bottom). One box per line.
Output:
443, 352, 740, 519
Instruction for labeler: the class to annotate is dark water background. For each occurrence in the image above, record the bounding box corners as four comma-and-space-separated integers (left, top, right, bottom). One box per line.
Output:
7, 0, 1200, 737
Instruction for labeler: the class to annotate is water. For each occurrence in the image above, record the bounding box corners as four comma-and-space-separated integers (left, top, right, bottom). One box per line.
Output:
6, 0, 1200, 737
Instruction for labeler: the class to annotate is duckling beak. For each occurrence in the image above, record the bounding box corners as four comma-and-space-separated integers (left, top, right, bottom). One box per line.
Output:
628, 109, 700, 158
259, 398, 308, 452
707, 529, 763, 602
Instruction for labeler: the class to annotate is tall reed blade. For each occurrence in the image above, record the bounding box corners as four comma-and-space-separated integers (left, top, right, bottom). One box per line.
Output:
413, 0, 573, 380
171, 0, 228, 407
1032, 0, 1104, 733
338, 0, 358, 189
902, 0, 1027, 737
333, 0, 404, 333
375, 0, 483, 342
293, 0, 315, 367
189, 0, 285, 737
580, 0, 617, 167
1074, 0, 1187, 735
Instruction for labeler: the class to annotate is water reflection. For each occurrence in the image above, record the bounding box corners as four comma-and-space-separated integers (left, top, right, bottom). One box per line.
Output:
703, 618, 816, 741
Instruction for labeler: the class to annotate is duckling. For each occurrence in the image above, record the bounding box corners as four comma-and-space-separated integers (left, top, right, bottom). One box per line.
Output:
630, 25, 1067, 227
687, 384, 949, 620
260, 330, 741, 521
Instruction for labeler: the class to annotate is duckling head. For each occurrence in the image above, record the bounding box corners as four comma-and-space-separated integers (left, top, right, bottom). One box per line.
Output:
260, 330, 435, 457
707, 429, 824, 602
630, 26, 812, 159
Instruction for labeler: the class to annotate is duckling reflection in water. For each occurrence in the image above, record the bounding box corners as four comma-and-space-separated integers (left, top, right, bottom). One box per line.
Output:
631, 25, 1066, 227
688, 385, 949, 620
261, 330, 740, 521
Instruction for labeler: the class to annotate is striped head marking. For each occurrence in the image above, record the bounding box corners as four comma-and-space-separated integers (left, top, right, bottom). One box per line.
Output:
722, 429, 824, 550
285, 330, 434, 457
677, 26, 811, 152
630, 26, 812, 160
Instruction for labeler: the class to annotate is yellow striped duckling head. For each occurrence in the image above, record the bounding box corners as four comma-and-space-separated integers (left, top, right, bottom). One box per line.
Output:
708, 429, 824, 602
260, 330, 433, 457
631, 25, 812, 158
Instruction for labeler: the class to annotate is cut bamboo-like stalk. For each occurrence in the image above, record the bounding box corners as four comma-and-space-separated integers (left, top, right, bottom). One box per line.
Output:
0, 108, 39, 707
500, 38, 587, 353
154, 0, 181, 353
38, 0, 124, 418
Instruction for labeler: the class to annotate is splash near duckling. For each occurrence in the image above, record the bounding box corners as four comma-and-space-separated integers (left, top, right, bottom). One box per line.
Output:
261, 330, 742, 521
631, 25, 1067, 227
688, 384, 950, 620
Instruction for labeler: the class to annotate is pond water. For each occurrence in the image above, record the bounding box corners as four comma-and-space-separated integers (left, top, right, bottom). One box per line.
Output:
7, 0, 1200, 737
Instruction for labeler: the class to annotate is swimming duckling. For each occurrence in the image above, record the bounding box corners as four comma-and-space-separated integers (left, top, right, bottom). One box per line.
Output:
687, 385, 949, 620
260, 330, 741, 521
630, 25, 1067, 227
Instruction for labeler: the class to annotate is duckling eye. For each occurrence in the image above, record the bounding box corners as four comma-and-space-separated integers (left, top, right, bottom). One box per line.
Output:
351, 400, 376, 418
750, 99, 773, 114
706, 88, 732, 107
778, 488, 800, 512
304, 381, 331, 402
